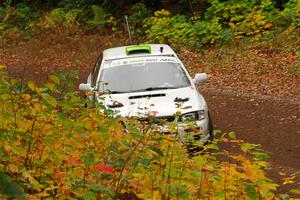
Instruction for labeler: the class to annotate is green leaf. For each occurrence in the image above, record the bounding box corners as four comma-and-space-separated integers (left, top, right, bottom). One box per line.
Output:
49, 75, 60, 85
28, 81, 36, 91
240, 143, 260, 153
279, 194, 289, 200
228, 132, 236, 139
253, 151, 269, 161
44, 82, 55, 91
0, 172, 24, 198
244, 183, 259, 200
91, 184, 115, 198
149, 145, 164, 157
216, 192, 225, 199
290, 189, 300, 195
22, 171, 44, 191
11, 146, 27, 157
43, 94, 57, 107
205, 143, 219, 150
81, 154, 94, 167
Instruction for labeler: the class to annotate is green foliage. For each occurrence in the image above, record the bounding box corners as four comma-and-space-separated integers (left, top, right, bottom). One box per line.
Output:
64, 9, 83, 27
129, 3, 149, 26
0, 172, 24, 198
1, 0, 299, 50
129, 3, 150, 37
278, 0, 300, 29
144, 10, 192, 44
87, 5, 108, 29
0, 1, 39, 33
205, 0, 277, 38
0, 65, 294, 199
144, 9, 224, 49
39, 8, 65, 29
36, 7, 84, 33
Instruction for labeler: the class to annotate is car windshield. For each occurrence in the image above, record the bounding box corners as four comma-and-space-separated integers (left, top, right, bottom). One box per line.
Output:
98, 60, 191, 93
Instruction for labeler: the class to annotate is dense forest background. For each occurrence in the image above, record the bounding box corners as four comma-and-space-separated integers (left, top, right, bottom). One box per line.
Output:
1, 0, 299, 50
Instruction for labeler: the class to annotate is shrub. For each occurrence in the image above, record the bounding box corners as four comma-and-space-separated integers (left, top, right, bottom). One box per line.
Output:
87, 5, 108, 29
0, 65, 294, 199
0, 1, 39, 33
205, 0, 277, 38
144, 10, 192, 45
14, 3, 39, 30
38, 8, 65, 30
128, 3, 150, 37
64, 9, 83, 27
278, 0, 300, 30
36, 8, 84, 33
144, 9, 224, 49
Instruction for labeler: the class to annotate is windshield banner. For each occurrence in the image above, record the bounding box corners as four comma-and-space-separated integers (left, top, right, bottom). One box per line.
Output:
104, 57, 179, 67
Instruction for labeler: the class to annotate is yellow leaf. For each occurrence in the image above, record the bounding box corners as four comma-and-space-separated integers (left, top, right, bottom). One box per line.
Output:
282, 176, 296, 185
49, 75, 60, 85
45, 82, 55, 91
279, 172, 286, 176
23, 171, 44, 191
21, 93, 31, 101
8, 164, 18, 173
290, 189, 300, 195
0, 64, 6, 69
46, 96, 57, 107
229, 22, 236, 30
28, 81, 36, 91
34, 103, 43, 112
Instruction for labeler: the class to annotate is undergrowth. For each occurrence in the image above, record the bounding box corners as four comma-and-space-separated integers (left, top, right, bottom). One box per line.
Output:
0, 65, 299, 199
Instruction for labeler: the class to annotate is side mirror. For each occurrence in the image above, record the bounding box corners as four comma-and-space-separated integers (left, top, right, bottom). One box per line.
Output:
79, 83, 93, 92
193, 73, 208, 85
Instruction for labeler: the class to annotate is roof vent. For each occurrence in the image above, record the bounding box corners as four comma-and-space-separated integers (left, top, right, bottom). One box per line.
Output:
126, 45, 151, 55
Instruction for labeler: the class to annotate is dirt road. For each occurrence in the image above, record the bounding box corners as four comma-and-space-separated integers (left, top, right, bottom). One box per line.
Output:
201, 86, 300, 193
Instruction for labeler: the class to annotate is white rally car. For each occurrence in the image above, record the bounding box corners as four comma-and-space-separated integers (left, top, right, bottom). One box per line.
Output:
79, 44, 213, 144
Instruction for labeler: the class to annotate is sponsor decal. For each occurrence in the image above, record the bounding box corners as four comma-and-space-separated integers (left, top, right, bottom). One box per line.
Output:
105, 57, 178, 67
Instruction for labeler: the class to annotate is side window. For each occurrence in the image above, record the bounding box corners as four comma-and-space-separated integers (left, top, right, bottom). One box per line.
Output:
91, 54, 102, 87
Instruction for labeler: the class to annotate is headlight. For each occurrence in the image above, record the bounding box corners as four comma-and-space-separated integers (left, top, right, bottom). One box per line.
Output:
180, 110, 206, 122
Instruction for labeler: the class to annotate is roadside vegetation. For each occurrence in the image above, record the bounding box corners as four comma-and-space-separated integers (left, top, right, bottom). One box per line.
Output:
1, 0, 300, 199
0, 0, 300, 49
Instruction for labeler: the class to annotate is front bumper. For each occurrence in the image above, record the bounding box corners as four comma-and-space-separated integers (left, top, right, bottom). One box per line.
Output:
154, 117, 210, 145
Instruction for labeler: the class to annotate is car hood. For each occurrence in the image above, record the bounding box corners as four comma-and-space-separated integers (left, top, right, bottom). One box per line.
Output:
98, 86, 207, 117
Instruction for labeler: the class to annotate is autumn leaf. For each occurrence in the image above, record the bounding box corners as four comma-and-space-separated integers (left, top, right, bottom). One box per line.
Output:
90, 164, 115, 174
49, 75, 60, 85
282, 176, 296, 185
28, 81, 36, 91
0, 65, 6, 69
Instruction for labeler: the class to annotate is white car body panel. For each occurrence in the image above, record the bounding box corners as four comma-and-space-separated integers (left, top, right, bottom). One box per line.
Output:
101, 87, 207, 118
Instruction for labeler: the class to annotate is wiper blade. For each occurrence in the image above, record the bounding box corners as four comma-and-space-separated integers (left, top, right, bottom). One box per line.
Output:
109, 91, 127, 94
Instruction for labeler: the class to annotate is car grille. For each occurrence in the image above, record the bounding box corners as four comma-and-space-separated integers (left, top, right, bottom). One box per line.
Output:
140, 115, 176, 125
